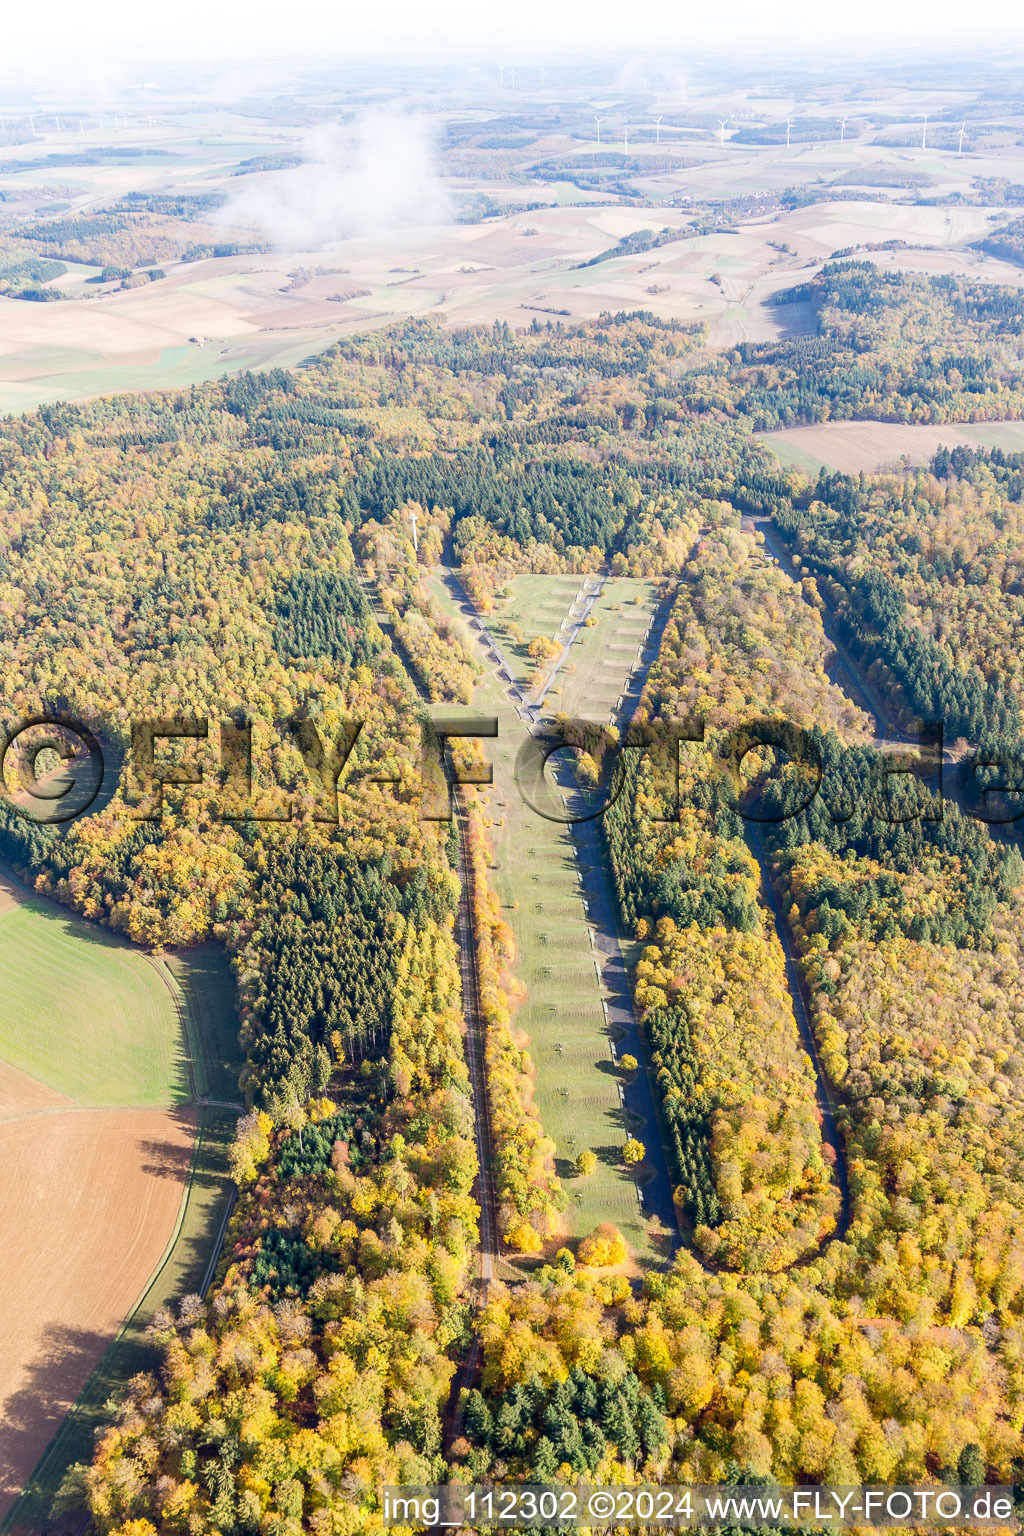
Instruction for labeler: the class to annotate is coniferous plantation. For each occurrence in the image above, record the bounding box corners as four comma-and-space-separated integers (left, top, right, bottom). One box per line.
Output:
8, 252, 1024, 1529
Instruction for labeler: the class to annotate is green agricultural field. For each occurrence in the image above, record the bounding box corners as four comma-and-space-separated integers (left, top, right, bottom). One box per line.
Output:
965, 422, 1024, 453
757, 434, 829, 474
0, 891, 190, 1105
0, 332, 344, 417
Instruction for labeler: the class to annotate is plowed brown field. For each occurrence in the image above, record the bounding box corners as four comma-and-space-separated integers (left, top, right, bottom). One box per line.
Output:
0, 1102, 195, 1521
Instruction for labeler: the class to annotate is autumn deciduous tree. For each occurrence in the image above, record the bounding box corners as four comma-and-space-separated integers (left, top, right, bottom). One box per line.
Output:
527, 635, 562, 662
578, 1223, 628, 1267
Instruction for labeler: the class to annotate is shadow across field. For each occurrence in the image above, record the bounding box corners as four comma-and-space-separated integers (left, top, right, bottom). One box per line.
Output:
0, 1322, 109, 1526
2, 1108, 238, 1535
138, 1108, 204, 1181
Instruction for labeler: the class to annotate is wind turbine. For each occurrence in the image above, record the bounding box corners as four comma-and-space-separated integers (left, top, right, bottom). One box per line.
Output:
623, 124, 629, 152
498, 63, 505, 87
958, 120, 967, 155
507, 68, 517, 90
28, 115, 35, 135
54, 116, 62, 136
408, 508, 419, 554
786, 117, 792, 149
921, 114, 928, 150
652, 114, 663, 145
539, 64, 546, 87
594, 115, 605, 144
840, 116, 848, 145
718, 117, 727, 148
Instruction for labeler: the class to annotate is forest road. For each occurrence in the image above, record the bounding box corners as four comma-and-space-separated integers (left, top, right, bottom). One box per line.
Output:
443, 796, 499, 1444
746, 824, 853, 1244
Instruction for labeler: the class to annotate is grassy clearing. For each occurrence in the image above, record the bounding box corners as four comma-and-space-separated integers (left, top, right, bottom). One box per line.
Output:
163, 944, 242, 1104
3, 1107, 238, 1536
0, 332, 343, 417
554, 578, 656, 720
0, 894, 189, 1106
425, 574, 662, 1263
488, 574, 587, 685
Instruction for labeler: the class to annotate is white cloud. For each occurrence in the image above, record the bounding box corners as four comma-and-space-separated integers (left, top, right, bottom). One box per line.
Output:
223, 109, 451, 250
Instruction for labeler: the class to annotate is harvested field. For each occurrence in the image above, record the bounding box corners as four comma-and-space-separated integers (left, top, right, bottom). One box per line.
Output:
759, 420, 1007, 474
0, 1105, 195, 1523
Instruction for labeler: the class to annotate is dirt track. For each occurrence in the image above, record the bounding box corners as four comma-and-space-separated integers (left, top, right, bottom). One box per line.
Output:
0, 1103, 195, 1521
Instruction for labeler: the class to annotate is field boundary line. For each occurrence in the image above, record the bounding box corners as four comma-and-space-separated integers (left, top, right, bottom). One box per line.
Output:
199, 1182, 238, 1298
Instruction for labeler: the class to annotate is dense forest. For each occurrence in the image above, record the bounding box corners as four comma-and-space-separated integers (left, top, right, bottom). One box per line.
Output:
773, 451, 1024, 741
698, 262, 1024, 428
2, 265, 1024, 1525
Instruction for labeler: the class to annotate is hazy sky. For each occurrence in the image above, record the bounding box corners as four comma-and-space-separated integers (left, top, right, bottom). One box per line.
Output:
4, 0, 1024, 94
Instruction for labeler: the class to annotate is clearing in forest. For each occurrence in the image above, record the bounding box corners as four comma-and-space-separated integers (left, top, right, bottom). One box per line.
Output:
426, 573, 670, 1264
486, 574, 587, 687
551, 579, 657, 720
